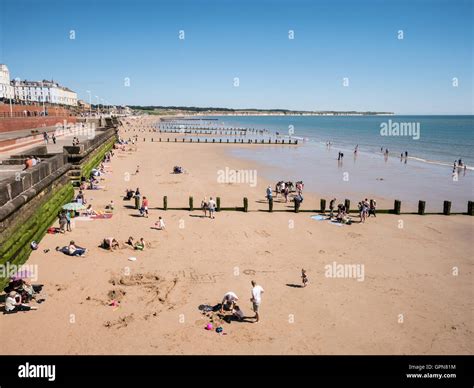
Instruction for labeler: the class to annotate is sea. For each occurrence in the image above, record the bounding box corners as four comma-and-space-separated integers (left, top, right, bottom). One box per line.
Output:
183, 115, 474, 212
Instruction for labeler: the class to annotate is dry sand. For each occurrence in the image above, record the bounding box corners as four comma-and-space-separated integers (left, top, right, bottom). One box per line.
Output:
1, 117, 472, 355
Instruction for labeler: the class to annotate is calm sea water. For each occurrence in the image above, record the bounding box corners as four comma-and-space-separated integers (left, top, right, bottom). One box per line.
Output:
214, 115, 474, 168
195, 115, 474, 212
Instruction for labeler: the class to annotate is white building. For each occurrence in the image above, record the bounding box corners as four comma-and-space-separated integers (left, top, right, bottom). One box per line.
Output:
0, 64, 15, 100
12, 79, 78, 107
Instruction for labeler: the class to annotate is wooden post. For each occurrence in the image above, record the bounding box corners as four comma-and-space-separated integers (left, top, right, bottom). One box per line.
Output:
344, 199, 350, 212
243, 197, 248, 212
394, 200, 401, 215
418, 200, 426, 215
443, 200, 451, 215
294, 198, 300, 213
163, 196, 168, 211
216, 197, 221, 212
189, 196, 194, 211
320, 199, 326, 213
468, 201, 474, 216
268, 197, 273, 212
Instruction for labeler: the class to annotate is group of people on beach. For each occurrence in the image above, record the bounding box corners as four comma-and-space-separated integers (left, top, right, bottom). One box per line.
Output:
23, 155, 41, 170
201, 197, 217, 218
219, 281, 264, 323
3, 278, 44, 314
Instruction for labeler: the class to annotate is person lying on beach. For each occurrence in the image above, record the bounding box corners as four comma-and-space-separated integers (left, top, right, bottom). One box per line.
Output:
154, 217, 165, 230
102, 237, 119, 251
134, 238, 145, 251
4, 291, 38, 314
220, 291, 238, 313
56, 241, 87, 257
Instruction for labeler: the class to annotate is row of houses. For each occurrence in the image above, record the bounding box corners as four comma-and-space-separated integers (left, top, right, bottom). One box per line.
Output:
0, 64, 78, 107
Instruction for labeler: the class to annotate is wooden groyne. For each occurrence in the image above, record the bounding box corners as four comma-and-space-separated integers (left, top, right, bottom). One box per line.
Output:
155, 196, 474, 215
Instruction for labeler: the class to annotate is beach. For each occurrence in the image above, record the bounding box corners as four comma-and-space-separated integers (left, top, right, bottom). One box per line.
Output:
1, 116, 472, 355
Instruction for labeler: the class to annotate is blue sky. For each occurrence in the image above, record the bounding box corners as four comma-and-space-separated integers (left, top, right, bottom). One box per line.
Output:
0, 0, 472, 114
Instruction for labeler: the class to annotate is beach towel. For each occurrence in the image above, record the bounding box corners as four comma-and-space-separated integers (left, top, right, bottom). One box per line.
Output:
310, 215, 326, 221
90, 214, 113, 220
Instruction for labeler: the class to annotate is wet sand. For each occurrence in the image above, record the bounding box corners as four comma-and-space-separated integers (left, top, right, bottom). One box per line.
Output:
1, 116, 472, 355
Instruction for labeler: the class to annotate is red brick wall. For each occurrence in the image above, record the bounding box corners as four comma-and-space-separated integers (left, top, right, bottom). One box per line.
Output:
0, 117, 77, 133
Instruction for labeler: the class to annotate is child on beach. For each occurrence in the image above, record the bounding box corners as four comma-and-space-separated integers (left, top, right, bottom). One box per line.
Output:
154, 217, 165, 230
134, 238, 145, 250
302, 269, 308, 287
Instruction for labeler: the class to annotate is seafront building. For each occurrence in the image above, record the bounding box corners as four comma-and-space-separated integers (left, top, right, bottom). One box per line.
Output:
0, 64, 77, 107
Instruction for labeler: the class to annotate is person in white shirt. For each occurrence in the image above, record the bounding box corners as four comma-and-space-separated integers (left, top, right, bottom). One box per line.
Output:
250, 280, 264, 323
220, 291, 238, 313
5, 291, 38, 313
208, 197, 216, 219
155, 217, 165, 230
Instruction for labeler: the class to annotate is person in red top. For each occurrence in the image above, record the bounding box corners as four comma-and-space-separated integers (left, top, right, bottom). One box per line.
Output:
140, 196, 149, 217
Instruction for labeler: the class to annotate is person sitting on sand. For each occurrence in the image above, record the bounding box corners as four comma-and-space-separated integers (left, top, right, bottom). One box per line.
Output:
105, 200, 114, 211
232, 305, 245, 321
127, 236, 135, 246
4, 291, 38, 314
301, 269, 308, 287
154, 217, 165, 230
102, 237, 119, 251
134, 237, 145, 251
85, 204, 97, 216
220, 291, 238, 313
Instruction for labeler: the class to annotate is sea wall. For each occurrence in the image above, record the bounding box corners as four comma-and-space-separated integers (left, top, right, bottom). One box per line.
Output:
0, 119, 119, 286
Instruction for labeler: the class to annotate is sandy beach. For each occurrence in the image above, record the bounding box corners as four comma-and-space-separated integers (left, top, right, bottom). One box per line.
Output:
1, 117, 472, 355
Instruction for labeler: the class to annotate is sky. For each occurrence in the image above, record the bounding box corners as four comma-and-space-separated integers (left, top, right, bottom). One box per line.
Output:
0, 0, 472, 114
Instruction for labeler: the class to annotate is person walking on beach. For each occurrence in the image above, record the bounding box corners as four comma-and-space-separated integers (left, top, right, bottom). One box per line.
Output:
140, 196, 149, 217
369, 199, 377, 217
52, 133, 56, 144
43, 132, 49, 145
266, 186, 273, 201
329, 198, 336, 218
201, 198, 208, 217
58, 211, 67, 233
208, 197, 216, 219
250, 280, 264, 323
65, 210, 72, 232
